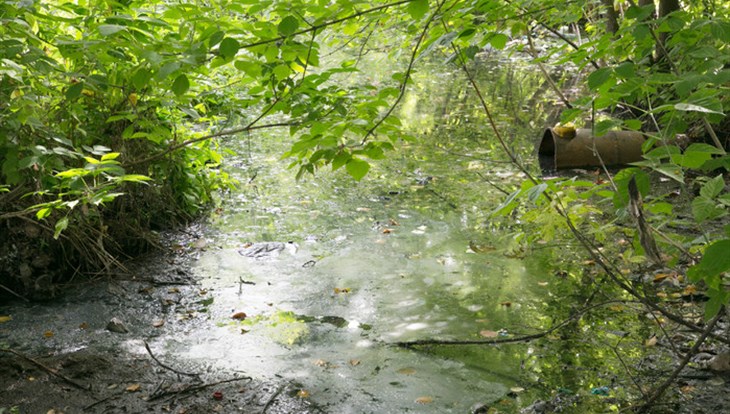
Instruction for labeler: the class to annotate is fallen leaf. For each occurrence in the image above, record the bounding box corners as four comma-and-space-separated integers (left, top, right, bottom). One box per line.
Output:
480, 330, 499, 338
397, 367, 416, 375
500, 301, 512, 307
537, 282, 549, 287
212, 391, 223, 400
509, 386, 525, 394
388, 219, 399, 226
167, 287, 180, 294
0, 315, 12, 323
356, 207, 370, 212
334, 287, 351, 294
682, 285, 697, 296
680, 385, 695, 394
126, 383, 141, 392
656, 292, 668, 298
297, 390, 310, 398
415, 396, 433, 404
644, 336, 657, 347
152, 320, 165, 328
231, 312, 247, 320
313, 359, 329, 367
43, 330, 54, 338
653, 273, 672, 283
349, 359, 361, 366
381, 228, 393, 234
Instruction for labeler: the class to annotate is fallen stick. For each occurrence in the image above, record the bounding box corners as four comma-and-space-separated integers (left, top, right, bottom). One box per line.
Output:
147, 376, 252, 401
0, 348, 90, 390
143, 341, 200, 379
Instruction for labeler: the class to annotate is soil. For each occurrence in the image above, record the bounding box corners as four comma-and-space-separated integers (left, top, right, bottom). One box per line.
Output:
0, 228, 321, 414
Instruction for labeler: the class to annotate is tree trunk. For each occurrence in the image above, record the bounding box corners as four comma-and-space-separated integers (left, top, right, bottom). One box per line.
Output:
602, 0, 619, 34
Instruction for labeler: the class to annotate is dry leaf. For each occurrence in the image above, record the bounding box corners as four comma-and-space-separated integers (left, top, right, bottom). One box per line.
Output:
509, 387, 525, 394
500, 301, 512, 307
682, 285, 697, 296
334, 287, 351, 294
415, 396, 433, 404
126, 383, 141, 392
680, 385, 695, 394
313, 359, 329, 367
480, 330, 499, 338
397, 367, 416, 375
231, 312, 247, 320
0, 315, 12, 323
43, 330, 54, 338
644, 336, 657, 347
388, 219, 399, 226
78, 322, 89, 330
167, 287, 180, 294
382, 228, 393, 234
297, 390, 310, 398
537, 282, 549, 287
356, 207, 370, 212
152, 320, 165, 328
349, 359, 361, 366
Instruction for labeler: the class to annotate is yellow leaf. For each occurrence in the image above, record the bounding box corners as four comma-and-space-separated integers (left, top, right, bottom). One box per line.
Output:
297, 389, 310, 398
480, 330, 499, 338
397, 367, 416, 375
334, 287, 351, 294
415, 396, 433, 404
349, 359, 361, 366
126, 383, 141, 392
43, 330, 54, 338
645, 336, 657, 347
0, 315, 12, 323
128, 93, 138, 106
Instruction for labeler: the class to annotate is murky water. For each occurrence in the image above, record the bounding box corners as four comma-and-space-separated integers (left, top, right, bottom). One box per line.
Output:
2, 55, 611, 413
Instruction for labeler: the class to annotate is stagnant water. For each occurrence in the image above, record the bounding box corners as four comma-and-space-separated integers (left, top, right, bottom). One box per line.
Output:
2, 56, 634, 413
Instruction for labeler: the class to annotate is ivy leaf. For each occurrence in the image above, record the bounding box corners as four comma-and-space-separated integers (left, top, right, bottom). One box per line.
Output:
98, 24, 127, 36
407, 0, 429, 20
278, 16, 299, 37
346, 158, 370, 181
219, 37, 239, 60
171, 74, 189, 96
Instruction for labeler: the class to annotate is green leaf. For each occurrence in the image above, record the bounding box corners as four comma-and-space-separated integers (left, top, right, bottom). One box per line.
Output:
101, 152, 120, 161
66, 82, 83, 100
700, 175, 725, 199
219, 37, 240, 59
36, 207, 51, 220
171, 74, 190, 96
704, 288, 730, 320
278, 16, 299, 36
98, 24, 127, 36
674, 103, 724, 115
587, 67, 613, 90
407, 0, 429, 20
346, 158, 370, 181
132, 68, 151, 89
692, 196, 724, 223
687, 239, 730, 285
489, 33, 509, 50
54, 217, 68, 240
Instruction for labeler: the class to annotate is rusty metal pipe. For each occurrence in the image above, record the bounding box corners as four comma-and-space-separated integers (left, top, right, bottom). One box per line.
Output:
538, 128, 645, 170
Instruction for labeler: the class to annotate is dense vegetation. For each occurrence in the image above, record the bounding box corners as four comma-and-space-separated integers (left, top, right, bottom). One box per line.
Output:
0, 1, 728, 407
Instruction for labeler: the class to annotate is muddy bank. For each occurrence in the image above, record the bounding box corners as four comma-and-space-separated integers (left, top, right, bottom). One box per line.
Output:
0, 229, 318, 414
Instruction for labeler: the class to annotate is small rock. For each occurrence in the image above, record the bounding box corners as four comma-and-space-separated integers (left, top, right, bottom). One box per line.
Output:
106, 317, 129, 334
709, 351, 730, 372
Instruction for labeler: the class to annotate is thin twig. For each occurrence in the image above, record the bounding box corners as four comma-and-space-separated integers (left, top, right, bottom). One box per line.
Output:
633, 307, 724, 413
147, 376, 252, 401
0, 348, 91, 391
261, 385, 286, 414
143, 341, 200, 379
0, 283, 29, 302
